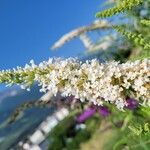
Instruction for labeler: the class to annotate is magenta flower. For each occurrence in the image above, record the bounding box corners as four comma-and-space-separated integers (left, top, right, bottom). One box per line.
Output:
126, 98, 138, 110
76, 106, 96, 123
98, 106, 110, 117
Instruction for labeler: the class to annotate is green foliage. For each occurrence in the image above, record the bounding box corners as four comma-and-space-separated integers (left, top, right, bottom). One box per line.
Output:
50, 105, 150, 150
96, 0, 143, 18
48, 112, 100, 150
141, 19, 150, 26
128, 123, 150, 136
103, 109, 150, 150
95, 0, 150, 62
113, 25, 150, 51
113, 110, 150, 149
130, 50, 150, 61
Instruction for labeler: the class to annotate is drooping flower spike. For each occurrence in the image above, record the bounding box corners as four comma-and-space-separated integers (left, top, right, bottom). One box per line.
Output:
0, 58, 149, 110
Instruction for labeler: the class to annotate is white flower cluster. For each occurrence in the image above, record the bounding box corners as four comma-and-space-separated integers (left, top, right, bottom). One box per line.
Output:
0, 58, 150, 109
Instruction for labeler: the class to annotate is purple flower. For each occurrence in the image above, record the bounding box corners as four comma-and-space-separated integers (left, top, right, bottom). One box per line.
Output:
77, 106, 96, 123
98, 106, 110, 117
126, 98, 138, 110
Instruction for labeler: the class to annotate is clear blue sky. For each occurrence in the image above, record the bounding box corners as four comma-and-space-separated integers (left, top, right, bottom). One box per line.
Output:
0, 0, 103, 70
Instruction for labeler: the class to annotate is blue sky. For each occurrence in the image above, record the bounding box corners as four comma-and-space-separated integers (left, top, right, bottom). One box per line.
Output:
0, 0, 104, 91
0, 0, 104, 70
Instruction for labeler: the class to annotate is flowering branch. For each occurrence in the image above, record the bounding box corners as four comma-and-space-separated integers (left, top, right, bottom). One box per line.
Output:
51, 20, 111, 50
8, 99, 52, 124
0, 58, 150, 109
